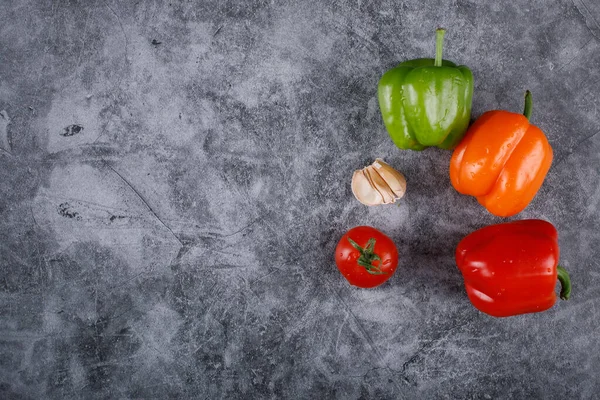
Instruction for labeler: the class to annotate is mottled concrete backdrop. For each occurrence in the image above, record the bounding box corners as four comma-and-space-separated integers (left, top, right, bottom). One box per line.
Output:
1, 0, 600, 398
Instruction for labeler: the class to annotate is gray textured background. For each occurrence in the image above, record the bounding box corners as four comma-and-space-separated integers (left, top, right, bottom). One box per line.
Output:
1, 0, 600, 398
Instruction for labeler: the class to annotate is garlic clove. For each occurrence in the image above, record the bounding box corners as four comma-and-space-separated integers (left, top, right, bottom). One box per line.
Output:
352, 170, 384, 206
351, 159, 406, 206
372, 158, 406, 199
364, 166, 396, 204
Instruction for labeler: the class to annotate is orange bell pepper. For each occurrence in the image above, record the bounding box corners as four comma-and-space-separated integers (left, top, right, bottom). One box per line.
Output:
449, 91, 553, 217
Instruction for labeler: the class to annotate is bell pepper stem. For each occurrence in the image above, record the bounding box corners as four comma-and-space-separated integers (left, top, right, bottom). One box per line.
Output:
435, 28, 445, 67
557, 265, 571, 300
523, 90, 533, 120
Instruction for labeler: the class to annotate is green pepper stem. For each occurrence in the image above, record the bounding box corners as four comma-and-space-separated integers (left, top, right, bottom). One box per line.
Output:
557, 265, 571, 301
435, 28, 446, 67
523, 90, 533, 120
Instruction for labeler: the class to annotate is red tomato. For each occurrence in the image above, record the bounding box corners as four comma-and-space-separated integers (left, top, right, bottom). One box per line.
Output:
335, 226, 398, 288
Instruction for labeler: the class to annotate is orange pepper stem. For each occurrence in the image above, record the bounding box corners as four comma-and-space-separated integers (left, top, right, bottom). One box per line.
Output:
435, 28, 445, 67
557, 265, 571, 300
523, 90, 533, 120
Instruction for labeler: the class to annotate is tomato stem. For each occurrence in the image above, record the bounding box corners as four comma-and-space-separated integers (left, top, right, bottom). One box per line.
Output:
347, 237, 388, 275
557, 265, 571, 300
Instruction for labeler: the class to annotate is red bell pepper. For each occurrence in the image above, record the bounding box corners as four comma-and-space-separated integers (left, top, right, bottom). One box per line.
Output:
455, 219, 571, 317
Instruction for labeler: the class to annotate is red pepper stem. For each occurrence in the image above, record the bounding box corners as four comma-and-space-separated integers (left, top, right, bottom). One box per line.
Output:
435, 28, 445, 67
557, 265, 571, 301
523, 90, 533, 120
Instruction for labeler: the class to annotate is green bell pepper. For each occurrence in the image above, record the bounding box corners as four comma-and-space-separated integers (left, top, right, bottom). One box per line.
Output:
378, 29, 474, 151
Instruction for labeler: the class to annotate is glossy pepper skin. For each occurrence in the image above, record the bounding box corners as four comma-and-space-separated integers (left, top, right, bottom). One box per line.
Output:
456, 220, 571, 317
378, 29, 474, 150
450, 91, 553, 217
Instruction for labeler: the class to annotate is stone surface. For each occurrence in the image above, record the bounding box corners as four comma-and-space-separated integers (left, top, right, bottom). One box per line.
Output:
1, 0, 600, 398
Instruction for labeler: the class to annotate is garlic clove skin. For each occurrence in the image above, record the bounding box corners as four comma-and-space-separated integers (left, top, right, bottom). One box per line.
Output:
372, 158, 406, 199
352, 170, 384, 206
364, 167, 396, 204
351, 159, 406, 206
